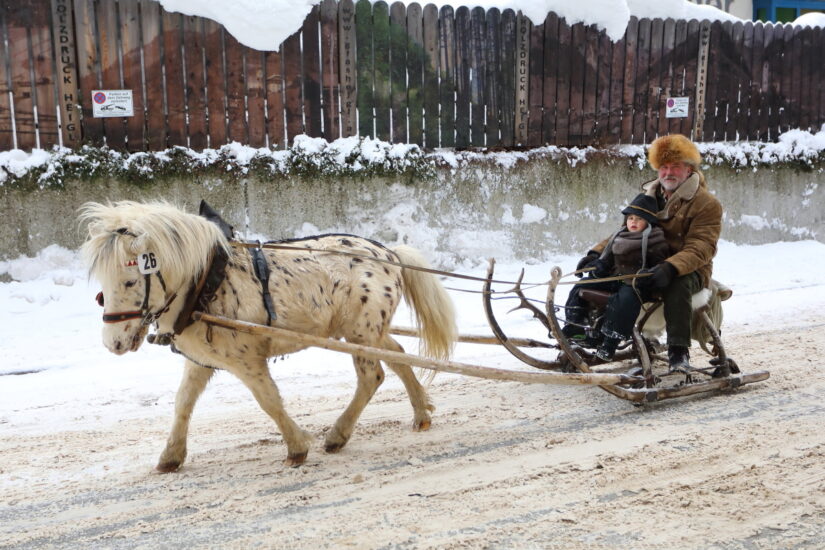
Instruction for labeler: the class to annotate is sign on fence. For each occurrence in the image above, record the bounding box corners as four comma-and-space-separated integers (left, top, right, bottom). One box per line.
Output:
666, 97, 690, 118
91, 90, 135, 118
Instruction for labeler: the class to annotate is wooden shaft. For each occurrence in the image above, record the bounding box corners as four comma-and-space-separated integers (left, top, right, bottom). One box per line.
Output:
389, 326, 554, 349
192, 312, 640, 386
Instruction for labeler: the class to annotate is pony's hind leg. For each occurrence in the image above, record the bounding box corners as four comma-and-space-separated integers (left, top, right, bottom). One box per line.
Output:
157, 360, 214, 473
232, 361, 313, 467
325, 356, 384, 453
381, 335, 434, 431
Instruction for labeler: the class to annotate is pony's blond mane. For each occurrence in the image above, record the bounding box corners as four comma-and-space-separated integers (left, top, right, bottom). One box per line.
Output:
79, 200, 230, 287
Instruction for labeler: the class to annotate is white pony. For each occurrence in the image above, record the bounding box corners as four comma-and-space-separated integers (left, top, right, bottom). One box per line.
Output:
80, 200, 456, 471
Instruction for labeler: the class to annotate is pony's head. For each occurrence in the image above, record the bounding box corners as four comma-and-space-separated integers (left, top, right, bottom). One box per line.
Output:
79, 201, 230, 355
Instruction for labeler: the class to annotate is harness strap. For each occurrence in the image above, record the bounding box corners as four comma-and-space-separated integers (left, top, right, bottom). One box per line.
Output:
172, 245, 228, 335
250, 244, 277, 325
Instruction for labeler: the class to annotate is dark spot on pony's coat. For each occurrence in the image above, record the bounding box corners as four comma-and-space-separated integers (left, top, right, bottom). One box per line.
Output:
238, 265, 247, 273
384, 286, 392, 292
384, 293, 392, 299
351, 257, 363, 264
369, 248, 379, 257
312, 297, 320, 309
365, 271, 372, 278
385, 253, 394, 261
318, 284, 324, 294
380, 310, 387, 320
340, 238, 353, 247
361, 295, 368, 304
284, 278, 291, 286
383, 267, 390, 275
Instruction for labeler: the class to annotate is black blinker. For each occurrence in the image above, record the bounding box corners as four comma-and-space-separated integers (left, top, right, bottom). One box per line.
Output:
96, 291, 104, 307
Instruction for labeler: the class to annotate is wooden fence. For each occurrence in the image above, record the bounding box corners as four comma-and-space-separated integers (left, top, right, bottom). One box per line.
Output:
2, 0, 824, 152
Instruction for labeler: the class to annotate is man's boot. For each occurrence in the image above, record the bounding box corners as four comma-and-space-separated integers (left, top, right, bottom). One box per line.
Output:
668, 345, 691, 372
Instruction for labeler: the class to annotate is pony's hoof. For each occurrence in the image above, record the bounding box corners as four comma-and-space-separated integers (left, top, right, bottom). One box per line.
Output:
155, 461, 181, 473
324, 442, 345, 454
413, 418, 431, 432
284, 452, 307, 467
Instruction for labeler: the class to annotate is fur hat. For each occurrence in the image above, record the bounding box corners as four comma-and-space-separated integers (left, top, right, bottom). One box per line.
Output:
622, 193, 659, 226
647, 134, 701, 169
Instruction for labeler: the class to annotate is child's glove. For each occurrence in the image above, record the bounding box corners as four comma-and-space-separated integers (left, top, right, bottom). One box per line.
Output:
591, 259, 611, 278
575, 251, 600, 278
637, 263, 676, 289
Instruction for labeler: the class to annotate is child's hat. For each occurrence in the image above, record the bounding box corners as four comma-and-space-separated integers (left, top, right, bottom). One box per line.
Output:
622, 193, 659, 226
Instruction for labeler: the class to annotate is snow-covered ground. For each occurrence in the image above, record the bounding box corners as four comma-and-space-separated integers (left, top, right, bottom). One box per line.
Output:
2, 238, 824, 438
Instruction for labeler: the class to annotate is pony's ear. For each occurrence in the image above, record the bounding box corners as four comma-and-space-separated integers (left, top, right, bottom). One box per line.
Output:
129, 232, 149, 253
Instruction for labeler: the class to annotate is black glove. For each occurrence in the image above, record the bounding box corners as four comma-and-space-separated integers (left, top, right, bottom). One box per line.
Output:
575, 251, 600, 278
591, 258, 611, 278
637, 262, 676, 290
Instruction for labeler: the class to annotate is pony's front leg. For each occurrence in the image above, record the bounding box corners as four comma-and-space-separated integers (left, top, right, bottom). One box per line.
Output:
233, 363, 313, 467
325, 356, 384, 453
157, 360, 214, 473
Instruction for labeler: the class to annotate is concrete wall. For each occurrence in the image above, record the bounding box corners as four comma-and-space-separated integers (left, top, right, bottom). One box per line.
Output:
1, 157, 822, 263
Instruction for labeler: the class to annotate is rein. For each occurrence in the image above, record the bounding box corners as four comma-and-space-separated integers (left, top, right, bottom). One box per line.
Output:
230, 240, 650, 291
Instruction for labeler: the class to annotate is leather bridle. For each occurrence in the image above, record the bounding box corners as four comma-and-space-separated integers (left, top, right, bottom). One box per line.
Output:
97, 270, 178, 326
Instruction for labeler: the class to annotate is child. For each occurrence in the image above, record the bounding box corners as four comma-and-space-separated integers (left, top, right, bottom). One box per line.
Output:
563, 193, 671, 361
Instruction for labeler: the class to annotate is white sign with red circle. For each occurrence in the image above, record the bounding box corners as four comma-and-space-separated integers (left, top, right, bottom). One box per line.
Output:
665, 97, 689, 119
91, 89, 134, 118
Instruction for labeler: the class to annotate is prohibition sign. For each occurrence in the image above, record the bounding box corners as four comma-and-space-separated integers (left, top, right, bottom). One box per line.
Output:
93, 92, 107, 104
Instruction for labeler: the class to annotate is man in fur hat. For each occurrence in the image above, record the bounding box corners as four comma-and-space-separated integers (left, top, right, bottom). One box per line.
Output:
577, 134, 722, 370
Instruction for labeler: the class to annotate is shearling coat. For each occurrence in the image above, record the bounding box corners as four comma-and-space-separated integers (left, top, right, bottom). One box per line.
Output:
592, 172, 722, 287
602, 226, 670, 276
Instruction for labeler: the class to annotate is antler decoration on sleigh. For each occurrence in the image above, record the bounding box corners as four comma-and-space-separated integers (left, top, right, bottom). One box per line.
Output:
482, 259, 560, 370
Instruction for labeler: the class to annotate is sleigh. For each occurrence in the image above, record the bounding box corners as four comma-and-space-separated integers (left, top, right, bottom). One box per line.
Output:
478, 260, 770, 404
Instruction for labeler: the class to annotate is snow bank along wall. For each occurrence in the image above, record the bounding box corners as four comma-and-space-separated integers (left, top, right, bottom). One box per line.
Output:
1, 157, 821, 264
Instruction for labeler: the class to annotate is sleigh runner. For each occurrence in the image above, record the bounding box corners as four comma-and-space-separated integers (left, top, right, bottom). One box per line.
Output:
81, 200, 768, 471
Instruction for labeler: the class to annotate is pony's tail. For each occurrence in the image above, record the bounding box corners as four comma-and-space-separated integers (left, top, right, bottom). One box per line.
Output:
392, 245, 457, 363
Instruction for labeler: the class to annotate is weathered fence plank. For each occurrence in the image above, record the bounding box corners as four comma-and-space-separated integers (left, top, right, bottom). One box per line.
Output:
390, 2, 408, 143
0, 5, 15, 149
680, 19, 700, 138
265, 48, 286, 148
606, 25, 624, 144
303, 6, 323, 138
355, 0, 374, 137
595, 30, 612, 143
7, 2, 38, 149
581, 24, 599, 144
203, 19, 227, 147
554, 17, 571, 146
141, 0, 167, 148
646, 18, 664, 142
406, 2, 424, 145
484, 8, 502, 146
30, 1, 59, 148
246, 48, 267, 147
632, 18, 650, 143
98, 0, 125, 148
470, 7, 486, 146
527, 15, 544, 147
373, 1, 391, 140
454, 6, 470, 147
182, 15, 207, 150
321, 0, 341, 141
338, 0, 357, 139
120, 0, 147, 150
162, 10, 186, 147
50, 0, 81, 147
224, 32, 247, 144
422, 3, 439, 147
439, 5, 456, 147
620, 17, 638, 143
498, 9, 515, 146
282, 29, 303, 143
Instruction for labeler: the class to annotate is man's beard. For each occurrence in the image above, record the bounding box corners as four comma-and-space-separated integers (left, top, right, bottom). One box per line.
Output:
660, 177, 682, 192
